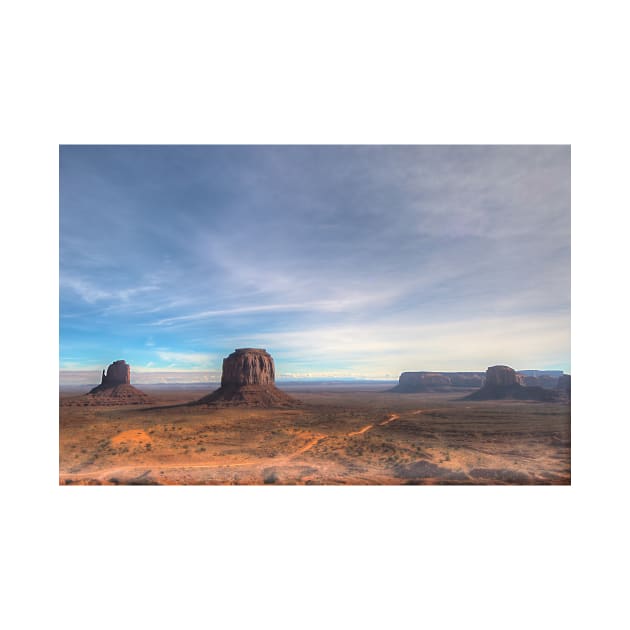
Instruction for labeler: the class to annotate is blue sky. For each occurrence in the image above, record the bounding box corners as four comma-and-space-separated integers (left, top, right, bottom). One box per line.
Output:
60, 145, 570, 383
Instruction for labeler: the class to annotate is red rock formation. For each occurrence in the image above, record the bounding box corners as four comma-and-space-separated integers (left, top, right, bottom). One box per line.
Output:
221, 348, 275, 386
390, 371, 484, 392
69, 384, 151, 406
466, 365, 562, 402
61, 360, 150, 406
485, 365, 518, 386
518, 374, 561, 389
450, 373, 485, 387
195, 348, 297, 407
100, 360, 131, 386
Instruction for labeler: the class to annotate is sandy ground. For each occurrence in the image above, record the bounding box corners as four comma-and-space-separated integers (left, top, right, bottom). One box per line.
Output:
59, 387, 570, 485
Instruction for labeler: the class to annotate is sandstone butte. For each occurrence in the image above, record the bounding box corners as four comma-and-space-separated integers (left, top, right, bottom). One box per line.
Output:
62, 360, 151, 406
194, 348, 297, 407
465, 365, 562, 401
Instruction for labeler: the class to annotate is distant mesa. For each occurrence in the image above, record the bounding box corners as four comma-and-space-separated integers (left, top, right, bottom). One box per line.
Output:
390, 367, 566, 394
399, 372, 452, 390
61, 360, 151, 406
517, 370, 564, 389
556, 374, 571, 400
465, 365, 561, 402
390, 371, 484, 392
194, 348, 297, 407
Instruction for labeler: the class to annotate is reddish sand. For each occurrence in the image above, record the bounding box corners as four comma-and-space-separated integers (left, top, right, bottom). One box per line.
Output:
59, 388, 570, 485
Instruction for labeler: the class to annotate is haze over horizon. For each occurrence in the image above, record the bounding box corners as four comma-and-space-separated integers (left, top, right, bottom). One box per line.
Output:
60, 145, 570, 384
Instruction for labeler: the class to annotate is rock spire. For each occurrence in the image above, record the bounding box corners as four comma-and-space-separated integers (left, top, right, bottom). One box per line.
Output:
61, 360, 151, 406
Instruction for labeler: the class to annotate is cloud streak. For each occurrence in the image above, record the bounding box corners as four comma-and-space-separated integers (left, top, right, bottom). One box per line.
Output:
60, 145, 570, 379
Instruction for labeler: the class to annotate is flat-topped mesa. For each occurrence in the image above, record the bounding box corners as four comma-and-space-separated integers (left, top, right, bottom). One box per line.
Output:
465, 365, 562, 402
516, 370, 563, 389
390, 371, 484, 392
195, 348, 298, 408
221, 348, 275, 387
100, 360, 130, 386
392, 372, 452, 392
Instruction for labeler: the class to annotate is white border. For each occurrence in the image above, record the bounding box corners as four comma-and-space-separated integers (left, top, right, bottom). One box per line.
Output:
4, 1, 629, 629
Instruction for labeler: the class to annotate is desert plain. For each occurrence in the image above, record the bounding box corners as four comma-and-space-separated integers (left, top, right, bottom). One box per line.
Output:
59, 384, 570, 485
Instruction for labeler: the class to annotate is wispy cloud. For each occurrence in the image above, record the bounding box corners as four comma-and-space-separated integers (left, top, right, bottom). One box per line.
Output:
60, 146, 570, 377
61, 275, 159, 305
155, 351, 215, 366
235, 312, 570, 374
151, 290, 404, 326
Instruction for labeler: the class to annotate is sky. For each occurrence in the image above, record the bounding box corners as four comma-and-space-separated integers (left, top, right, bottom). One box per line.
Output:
59, 145, 570, 384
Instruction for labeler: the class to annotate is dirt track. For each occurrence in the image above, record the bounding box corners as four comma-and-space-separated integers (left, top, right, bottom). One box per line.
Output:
59, 389, 570, 485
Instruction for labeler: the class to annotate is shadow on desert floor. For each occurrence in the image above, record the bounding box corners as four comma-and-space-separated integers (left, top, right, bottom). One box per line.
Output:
59, 388, 570, 486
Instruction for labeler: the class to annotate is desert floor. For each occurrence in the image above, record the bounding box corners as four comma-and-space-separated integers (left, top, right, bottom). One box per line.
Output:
59, 386, 570, 485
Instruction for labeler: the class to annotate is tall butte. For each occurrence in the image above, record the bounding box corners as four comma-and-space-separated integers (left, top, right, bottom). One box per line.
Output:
465, 365, 560, 401
85, 360, 151, 404
195, 348, 297, 407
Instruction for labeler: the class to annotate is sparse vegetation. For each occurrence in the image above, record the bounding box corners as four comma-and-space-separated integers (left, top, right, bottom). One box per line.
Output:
59, 388, 570, 485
